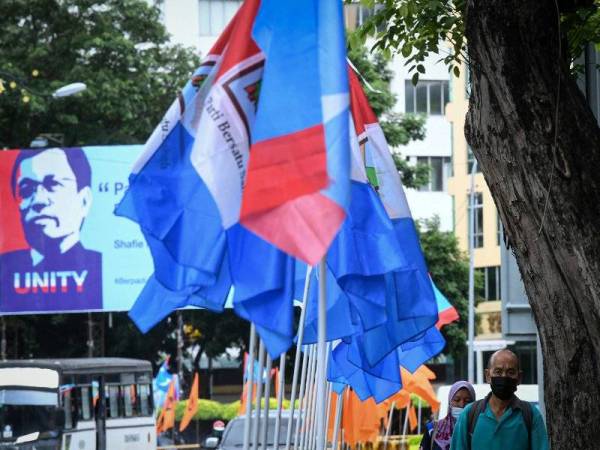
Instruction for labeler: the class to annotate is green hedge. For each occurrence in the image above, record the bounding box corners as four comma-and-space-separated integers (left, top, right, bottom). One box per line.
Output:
163, 398, 299, 421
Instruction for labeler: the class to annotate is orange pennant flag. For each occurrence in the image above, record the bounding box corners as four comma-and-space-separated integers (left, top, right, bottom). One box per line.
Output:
156, 379, 176, 433
408, 405, 418, 432
179, 372, 199, 431
400, 366, 440, 412
274, 367, 280, 401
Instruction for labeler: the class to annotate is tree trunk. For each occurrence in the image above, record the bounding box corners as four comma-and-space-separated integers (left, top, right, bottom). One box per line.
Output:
465, 1, 600, 448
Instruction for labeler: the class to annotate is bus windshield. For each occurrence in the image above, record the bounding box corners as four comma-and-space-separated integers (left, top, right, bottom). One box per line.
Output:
0, 389, 59, 439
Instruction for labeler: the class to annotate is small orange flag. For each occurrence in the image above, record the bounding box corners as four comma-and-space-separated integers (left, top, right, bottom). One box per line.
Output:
408, 405, 418, 432
274, 367, 280, 400
400, 366, 440, 412
156, 380, 176, 433
179, 372, 199, 431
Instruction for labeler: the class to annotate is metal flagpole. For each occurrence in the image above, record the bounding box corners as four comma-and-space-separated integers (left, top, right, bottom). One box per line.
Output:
299, 345, 317, 450
243, 324, 257, 450
317, 344, 332, 450
417, 401, 422, 435
306, 367, 319, 450
293, 346, 310, 450
383, 401, 395, 450
401, 405, 409, 438
252, 340, 266, 450
468, 159, 478, 383
331, 388, 344, 450
260, 354, 273, 450
315, 257, 328, 450
286, 266, 311, 450
273, 353, 286, 450
320, 382, 333, 450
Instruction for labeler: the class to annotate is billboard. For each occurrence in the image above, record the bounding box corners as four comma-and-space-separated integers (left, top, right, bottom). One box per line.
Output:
0, 146, 152, 314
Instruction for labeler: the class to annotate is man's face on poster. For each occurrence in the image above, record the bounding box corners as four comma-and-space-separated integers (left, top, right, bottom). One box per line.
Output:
15, 148, 92, 251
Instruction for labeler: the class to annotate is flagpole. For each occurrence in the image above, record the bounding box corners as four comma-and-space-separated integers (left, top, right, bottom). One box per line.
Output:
467, 159, 478, 383
315, 256, 328, 450
287, 266, 311, 450
318, 345, 332, 450
417, 401, 422, 435
321, 381, 333, 450
383, 401, 395, 450
402, 405, 409, 439
273, 352, 286, 450
260, 354, 273, 450
293, 345, 310, 450
252, 340, 266, 450
331, 389, 344, 450
243, 324, 257, 450
306, 362, 318, 450
299, 345, 317, 450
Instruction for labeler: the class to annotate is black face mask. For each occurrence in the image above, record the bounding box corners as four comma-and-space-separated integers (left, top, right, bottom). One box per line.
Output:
490, 376, 518, 400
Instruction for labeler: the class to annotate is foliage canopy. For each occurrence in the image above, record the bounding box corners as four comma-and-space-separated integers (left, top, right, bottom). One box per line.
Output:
0, 0, 200, 148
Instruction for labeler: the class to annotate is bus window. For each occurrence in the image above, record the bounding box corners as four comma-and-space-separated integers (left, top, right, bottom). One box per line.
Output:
123, 385, 136, 417
137, 384, 151, 416
79, 387, 92, 421
107, 386, 120, 419
62, 389, 74, 429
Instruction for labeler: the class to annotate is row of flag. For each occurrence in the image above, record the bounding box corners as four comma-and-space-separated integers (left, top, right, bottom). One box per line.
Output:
327, 365, 440, 446
155, 362, 200, 433
118, 0, 459, 406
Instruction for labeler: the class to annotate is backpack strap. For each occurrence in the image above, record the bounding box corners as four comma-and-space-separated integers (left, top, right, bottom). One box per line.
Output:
515, 399, 533, 450
467, 397, 488, 450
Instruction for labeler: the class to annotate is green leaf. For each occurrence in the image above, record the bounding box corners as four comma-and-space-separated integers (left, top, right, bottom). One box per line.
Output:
417, 64, 426, 74
453, 66, 461, 78
411, 72, 420, 86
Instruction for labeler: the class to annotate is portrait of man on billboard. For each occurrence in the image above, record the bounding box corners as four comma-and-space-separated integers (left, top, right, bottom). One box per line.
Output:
0, 147, 103, 312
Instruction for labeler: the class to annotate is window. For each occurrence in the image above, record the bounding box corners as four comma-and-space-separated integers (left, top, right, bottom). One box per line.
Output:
344, 4, 384, 30
405, 80, 450, 115
467, 146, 479, 174
123, 385, 135, 417
79, 387, 92, 421
417, 156, 452, 192
62, 389, 75, 429
137, 384, 152, 416
107, 386, 120, 418
476, 266, 501, 301
468, 192, 484, 248
198, 0, 242, 36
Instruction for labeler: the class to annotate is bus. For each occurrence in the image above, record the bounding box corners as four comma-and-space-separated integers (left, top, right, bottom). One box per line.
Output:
0, 358, 156, 449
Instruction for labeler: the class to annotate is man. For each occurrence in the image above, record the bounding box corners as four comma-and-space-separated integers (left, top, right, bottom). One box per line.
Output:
450, 349, 548, 450
0, 147, 102, 312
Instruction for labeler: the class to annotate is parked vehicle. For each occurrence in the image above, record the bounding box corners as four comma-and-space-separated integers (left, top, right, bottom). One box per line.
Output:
436, 383, 540, 419
207, 412, 300, 450
0, 358, 155, 449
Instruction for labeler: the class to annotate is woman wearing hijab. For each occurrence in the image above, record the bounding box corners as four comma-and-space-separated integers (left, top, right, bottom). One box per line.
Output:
419, 380, 475, 450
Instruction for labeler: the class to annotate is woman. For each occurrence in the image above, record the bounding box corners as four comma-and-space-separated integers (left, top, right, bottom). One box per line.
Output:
419, 380, 475, 450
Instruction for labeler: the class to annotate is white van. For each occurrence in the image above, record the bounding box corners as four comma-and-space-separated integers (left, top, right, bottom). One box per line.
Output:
436, 384, 539, 419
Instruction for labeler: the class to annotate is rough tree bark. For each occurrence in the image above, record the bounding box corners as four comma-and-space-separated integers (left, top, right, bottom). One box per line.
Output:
464, 1, 600, 448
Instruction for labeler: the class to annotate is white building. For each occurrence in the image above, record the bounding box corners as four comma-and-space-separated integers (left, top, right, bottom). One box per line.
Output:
153, 0, 453, 231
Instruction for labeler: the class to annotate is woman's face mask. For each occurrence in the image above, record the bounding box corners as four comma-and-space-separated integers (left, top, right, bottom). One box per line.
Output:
451, 406, 463, 420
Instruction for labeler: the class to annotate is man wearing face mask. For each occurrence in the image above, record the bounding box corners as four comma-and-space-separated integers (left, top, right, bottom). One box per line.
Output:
450, 349, 548, 450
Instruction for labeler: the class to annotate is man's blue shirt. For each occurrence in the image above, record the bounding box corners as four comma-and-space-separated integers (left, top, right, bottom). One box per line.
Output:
450, 396, 549, 450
